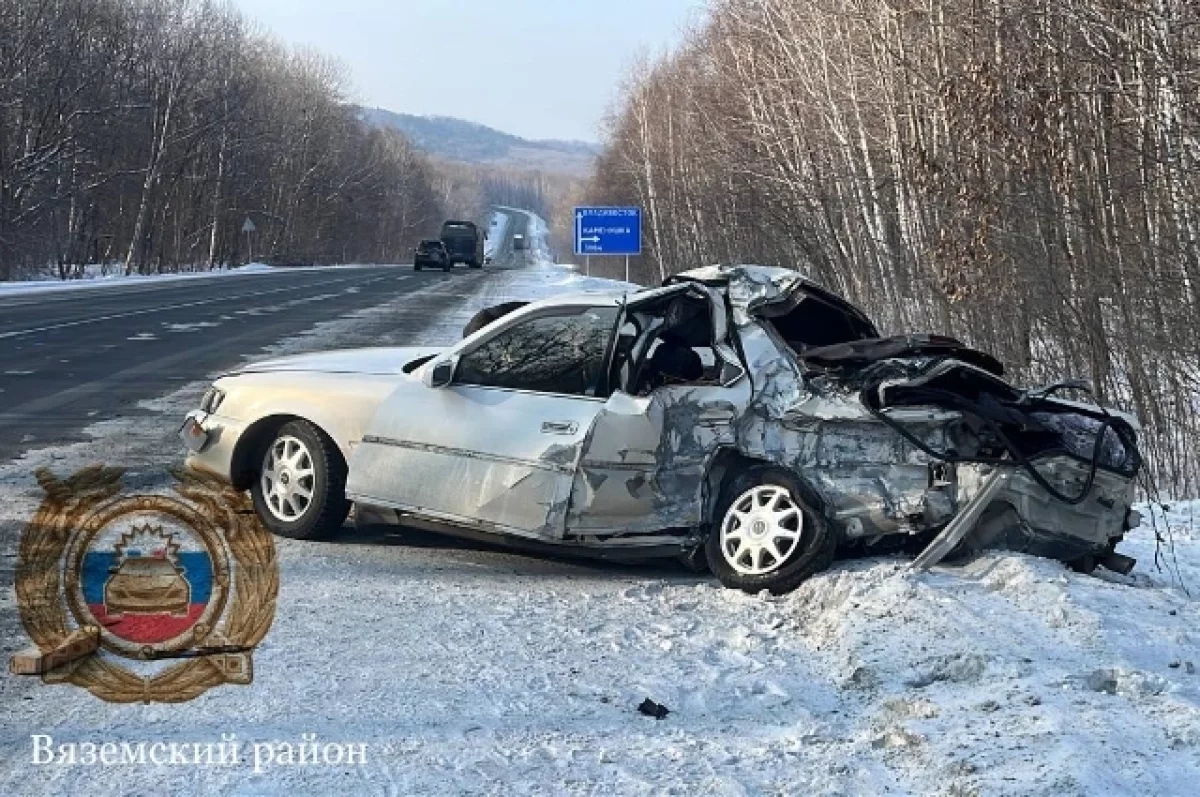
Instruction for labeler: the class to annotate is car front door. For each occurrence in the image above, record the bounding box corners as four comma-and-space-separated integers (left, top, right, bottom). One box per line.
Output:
346, 303, 619, 540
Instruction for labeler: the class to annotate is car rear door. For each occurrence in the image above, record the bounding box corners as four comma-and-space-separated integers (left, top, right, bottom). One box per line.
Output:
346, 303, 620, 540
563, 286, 752, 536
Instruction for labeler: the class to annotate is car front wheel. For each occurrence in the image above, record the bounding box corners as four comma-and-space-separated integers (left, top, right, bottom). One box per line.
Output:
705, 467, 836, 594
251, 420, 350, 540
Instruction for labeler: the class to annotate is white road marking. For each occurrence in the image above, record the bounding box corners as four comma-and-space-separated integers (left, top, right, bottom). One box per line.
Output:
163, 321, 220, 332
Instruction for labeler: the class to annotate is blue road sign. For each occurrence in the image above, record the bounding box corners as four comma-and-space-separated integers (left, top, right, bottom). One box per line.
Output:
574, 207, 642, 256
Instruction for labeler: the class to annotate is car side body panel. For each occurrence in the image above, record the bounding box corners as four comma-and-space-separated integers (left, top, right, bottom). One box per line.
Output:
185, 371, 408, 483
346, 382, 606, 539
566, 381, 751, 537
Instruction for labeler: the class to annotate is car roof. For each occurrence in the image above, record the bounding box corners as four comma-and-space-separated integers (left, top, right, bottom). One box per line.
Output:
489, 265, 870, 326
671, 264, 874, 321
519, 291, 625, 311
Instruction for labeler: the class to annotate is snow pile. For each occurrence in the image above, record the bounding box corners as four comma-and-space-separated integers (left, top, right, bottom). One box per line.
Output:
0, 262, 372, 297
1, 264, 1199, 794
524, 210, 555, 266
497, 205, 555, 267
769, 516, 1200, 795
485, 212, 510, 260
234, 262, 277, 274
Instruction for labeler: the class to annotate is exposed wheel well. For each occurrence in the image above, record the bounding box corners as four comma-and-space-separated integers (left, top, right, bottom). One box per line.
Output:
230, 415, 346, 491
703, 450, 828, 527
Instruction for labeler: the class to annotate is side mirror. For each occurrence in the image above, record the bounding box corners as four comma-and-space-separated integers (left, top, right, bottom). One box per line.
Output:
423, 357, 456, 389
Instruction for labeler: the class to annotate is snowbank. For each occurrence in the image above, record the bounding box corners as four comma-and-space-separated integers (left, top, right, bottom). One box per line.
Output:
484, 211, 510, 260
0, 263, 374, 297
496, 205, 556, 267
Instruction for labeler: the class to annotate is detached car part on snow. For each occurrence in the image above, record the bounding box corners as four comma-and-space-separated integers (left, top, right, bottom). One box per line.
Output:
180, 265, 1143, 594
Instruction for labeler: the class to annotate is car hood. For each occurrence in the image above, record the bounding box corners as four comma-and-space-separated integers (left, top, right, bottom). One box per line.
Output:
231, 346, 444, 377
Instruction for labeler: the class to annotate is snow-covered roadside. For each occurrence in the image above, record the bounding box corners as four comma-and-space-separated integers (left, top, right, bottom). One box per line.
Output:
485, 211, 510, 260
1, 263, 1199, 795
0, 263, 382, 298
501, 206, 555, 267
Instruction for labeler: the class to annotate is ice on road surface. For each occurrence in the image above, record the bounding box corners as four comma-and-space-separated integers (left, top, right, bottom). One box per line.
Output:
1, 232, 1198, 795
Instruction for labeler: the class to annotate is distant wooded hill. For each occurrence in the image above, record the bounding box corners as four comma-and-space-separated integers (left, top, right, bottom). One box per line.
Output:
358, 108, 599, 178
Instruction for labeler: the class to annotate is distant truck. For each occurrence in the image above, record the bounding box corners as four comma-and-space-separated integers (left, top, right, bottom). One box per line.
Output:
440, 220, 485, 269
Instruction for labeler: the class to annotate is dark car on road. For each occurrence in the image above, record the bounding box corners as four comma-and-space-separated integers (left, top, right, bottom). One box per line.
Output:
414, 240, 450, 272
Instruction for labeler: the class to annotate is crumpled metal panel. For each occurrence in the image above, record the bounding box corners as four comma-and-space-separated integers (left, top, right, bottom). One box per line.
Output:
1030, 412, 1136, 470
565, 282, 754, 536
568, 380, 750, 535
674, 265, 805, 326
955, 457, 1136, 561
559, 266, 1133, 559
718, 298, 978, 540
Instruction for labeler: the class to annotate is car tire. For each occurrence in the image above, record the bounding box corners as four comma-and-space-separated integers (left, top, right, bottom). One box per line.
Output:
705, 466, 836, 595
415, 263, 422, 271
251, 420, 350, 541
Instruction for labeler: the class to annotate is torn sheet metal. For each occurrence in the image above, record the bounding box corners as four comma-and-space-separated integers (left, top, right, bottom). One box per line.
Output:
567, 380, 750, 536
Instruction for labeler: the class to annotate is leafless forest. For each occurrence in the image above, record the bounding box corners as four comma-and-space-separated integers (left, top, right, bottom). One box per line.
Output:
586, 0, 1200, 495
0, 0, 454, 277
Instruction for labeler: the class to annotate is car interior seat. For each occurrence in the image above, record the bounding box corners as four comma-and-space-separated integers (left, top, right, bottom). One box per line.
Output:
639, 338, 704, 393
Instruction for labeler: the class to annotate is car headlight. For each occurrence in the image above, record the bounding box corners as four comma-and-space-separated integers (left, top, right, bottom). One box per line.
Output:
200, 386, 226, 414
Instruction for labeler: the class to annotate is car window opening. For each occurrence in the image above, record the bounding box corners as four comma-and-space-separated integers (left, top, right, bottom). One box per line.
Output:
767, 294, 878, 354
613, 292, 720, 397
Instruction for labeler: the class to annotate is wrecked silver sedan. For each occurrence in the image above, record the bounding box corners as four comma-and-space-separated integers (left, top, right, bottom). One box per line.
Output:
181, 265, 1143, 594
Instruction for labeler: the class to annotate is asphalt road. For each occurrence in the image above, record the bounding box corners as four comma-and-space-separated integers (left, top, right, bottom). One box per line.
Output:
0, 210, 529, 463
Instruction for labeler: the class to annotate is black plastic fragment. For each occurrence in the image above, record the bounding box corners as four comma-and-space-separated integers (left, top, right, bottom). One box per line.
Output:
638, 698, 670, 720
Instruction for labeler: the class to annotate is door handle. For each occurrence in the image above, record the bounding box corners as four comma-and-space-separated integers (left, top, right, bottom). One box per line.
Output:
541, 421, 579, 435
696, 409, 736, 426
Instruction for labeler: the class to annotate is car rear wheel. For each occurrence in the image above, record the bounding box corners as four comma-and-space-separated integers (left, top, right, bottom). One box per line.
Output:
251, 420, 350, 541
705, 467, 836, 594
415, 263, 422, 271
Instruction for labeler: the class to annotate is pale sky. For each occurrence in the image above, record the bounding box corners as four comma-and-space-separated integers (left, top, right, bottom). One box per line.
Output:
234, 0, 702, 143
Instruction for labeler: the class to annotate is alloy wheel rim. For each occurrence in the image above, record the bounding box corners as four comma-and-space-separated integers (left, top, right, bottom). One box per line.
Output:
261, 435, 316, 522
720, 485, 804, 576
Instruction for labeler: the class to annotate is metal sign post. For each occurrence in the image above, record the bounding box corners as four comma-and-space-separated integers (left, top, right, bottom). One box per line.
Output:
574, 206, 642, 283
242, 217, 257, 264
